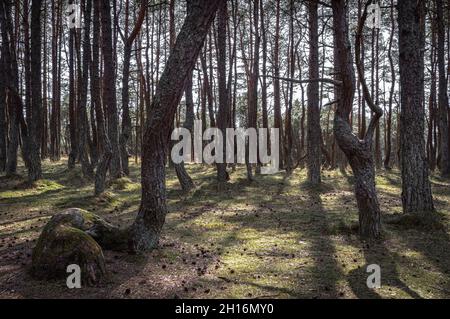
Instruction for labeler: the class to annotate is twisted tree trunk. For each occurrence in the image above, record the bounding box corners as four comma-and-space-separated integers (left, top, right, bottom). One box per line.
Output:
332, 0, 382, 239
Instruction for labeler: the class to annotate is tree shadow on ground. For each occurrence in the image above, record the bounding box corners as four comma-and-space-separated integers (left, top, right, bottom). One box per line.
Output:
347, 239, 421, 298
384, 212, 450, 296
298, 183, 344, 298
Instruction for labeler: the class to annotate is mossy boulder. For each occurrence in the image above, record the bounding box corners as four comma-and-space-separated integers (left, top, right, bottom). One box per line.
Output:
31, 208, 128, 285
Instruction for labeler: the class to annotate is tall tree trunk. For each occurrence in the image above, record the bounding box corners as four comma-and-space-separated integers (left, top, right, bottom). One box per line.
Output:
246, 0, 259, 180
398, 0, 434, 214
436, 0, 450, 176
358, 0, 366, 140
428, 11, 437, 172
384, 0, 395, 170
200, 40, 215, 128
0, 3, 8, 173
0, 0, 20, 176
41, 2, 48, 160
120, 0, 147, 176
284, 0, 294, 174
27, 0, 42, 182
101, 0, 122, 179
41, 1, 48, 159
273, 0, 283, 169
306, 0, 321, 185
260, 0, 268, 144
92, 0, 112, 195
50, 0, 61, 161
216, 0, 229, 185
68, 23, 77, 169
78, 0, 94, 178
129, 0, 220, 253
0, 79, 5, 174
374, 28, 382, 170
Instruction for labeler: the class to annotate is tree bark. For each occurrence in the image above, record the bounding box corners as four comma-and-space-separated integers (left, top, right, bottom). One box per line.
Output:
0, 1, 10, 173
398, 0, 434, 214
92, 0, 112, 195
306, 0, 322, 185
428, 11, 437, 172
78, 0, 94, 178
384, 0, 395, 170
436, 0, 450, 176
245, 0, 259, 180
273, 0, 283, 169
68, 20, 77, 169
27, 0, 43, 182
215, 0, 229, 185
50, 0, 61, 161
260, 0, 268, 149
101, 0, 122, 179
41, 3, 48, 160
0, 0, 20, 176
284, 0, 295, 174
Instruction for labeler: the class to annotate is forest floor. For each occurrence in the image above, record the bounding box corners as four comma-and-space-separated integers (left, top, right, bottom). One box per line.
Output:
0, 159, 450, 299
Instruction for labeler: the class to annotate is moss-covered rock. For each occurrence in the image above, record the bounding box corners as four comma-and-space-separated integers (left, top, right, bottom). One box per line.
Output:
31, 208, 127, 285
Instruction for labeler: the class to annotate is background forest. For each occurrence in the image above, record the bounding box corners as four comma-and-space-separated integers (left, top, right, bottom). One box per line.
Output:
1, 0, 450, 299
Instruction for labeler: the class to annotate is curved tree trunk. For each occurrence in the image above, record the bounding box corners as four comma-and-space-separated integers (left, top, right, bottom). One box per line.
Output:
129, 0, 221, 253
174, 71, 195, 192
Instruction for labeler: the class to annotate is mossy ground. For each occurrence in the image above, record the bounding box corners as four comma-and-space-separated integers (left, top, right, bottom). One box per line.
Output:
1, 158, 449, 298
